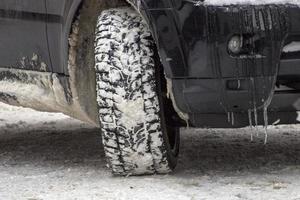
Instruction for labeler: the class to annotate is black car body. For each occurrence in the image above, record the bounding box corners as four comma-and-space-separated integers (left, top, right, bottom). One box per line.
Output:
0, 0, 299, 128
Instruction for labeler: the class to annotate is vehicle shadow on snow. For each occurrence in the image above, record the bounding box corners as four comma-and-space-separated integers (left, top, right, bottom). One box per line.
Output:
177, 127, 300, 175
0, 119, 106, 170
1, 117, 300, 175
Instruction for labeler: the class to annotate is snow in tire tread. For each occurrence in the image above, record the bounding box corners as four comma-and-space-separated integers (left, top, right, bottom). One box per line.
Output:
95, 7, 171, 175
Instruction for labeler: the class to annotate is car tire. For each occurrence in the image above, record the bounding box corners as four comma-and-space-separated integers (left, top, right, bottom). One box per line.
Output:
94, 7, 180, 176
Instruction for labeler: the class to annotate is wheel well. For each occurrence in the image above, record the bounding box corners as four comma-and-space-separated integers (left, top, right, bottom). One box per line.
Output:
66, 0, 136, 73
66, 0, 188, 127
64, 0, 141, 126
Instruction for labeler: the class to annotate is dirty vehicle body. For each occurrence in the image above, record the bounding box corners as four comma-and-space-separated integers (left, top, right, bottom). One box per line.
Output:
0, 0, 300, 174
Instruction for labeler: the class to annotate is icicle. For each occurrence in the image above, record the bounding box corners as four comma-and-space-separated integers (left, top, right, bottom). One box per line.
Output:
248, 110, 253, 127
231, 112, 235, 126
227, 112, 231, 123
186, 119, 190, 129
253, 106, 259, 136
253, 106, 258, 127
248, 109, 254, 141
263, 106, 269, 145
250, 77, 259, 136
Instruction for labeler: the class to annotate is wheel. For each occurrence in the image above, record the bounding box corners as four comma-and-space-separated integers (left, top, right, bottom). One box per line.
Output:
94, 7, 180, 175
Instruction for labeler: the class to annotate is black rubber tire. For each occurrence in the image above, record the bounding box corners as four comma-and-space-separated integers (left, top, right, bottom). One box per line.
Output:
94, 7, 180, 176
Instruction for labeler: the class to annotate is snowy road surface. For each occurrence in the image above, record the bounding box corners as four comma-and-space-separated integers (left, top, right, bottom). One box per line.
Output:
0, 102, 300, 200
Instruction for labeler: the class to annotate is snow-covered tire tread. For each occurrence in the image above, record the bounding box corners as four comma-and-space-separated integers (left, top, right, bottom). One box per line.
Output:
95, 7, 173, 175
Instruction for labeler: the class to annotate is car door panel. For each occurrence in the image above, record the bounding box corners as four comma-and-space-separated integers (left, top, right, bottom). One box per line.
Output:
0, 0, 51, 72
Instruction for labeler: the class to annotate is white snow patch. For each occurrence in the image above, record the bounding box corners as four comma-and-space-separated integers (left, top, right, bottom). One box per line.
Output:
116, 98, 146, 129
283, 41, 300, 53
0, 69, 98, 126
0, 76, 68, 112
166, 78, 189, 123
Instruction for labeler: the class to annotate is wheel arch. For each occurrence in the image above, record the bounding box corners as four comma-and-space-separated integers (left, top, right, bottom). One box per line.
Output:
61, 0, 131, 126
64, 0, 177, 78
59, 0, 185, 126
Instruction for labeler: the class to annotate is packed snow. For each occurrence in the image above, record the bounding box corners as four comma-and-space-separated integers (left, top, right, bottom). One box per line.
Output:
283, 42, 300, 53
1, 102, 300, 200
